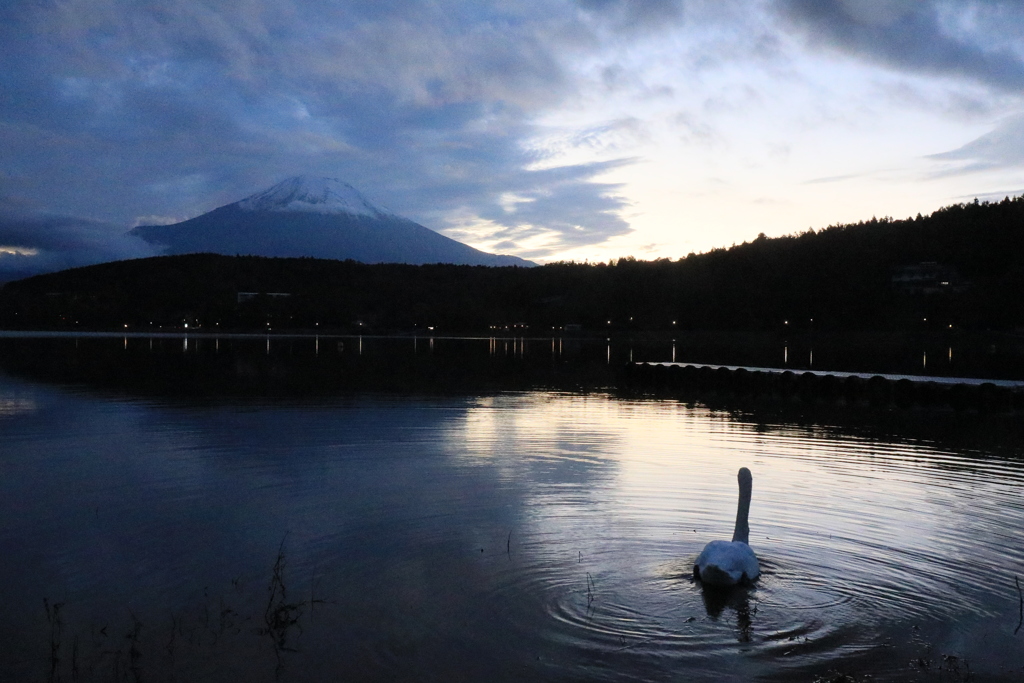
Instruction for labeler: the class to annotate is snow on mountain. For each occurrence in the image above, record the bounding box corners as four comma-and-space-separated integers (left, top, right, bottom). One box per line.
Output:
237, 176, 392, 218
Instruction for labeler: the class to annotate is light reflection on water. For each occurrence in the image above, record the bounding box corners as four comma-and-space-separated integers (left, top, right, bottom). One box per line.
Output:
1, 377, 1024, 680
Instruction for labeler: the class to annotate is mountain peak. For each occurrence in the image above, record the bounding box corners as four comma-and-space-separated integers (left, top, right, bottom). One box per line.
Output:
237, 176, 392, 218
131, 176, 535, 267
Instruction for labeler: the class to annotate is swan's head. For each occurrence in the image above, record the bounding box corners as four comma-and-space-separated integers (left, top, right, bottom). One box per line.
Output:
738, 467, 752, 487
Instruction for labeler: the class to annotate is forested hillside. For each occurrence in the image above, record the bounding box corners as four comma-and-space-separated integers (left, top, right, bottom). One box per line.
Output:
3, 196, 1023, 333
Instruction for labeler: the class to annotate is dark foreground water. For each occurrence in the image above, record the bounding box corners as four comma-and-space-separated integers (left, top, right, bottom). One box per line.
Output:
2, 335, 1024, 682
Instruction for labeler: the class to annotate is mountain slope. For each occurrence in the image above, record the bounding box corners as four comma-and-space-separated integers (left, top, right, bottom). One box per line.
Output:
130, 176, 533, 267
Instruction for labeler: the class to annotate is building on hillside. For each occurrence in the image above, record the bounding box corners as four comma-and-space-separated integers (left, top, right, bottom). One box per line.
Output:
891, 262, 967, 294
237, 292, 291, 304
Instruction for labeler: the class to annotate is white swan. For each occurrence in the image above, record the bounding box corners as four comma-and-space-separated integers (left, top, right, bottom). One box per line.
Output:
694, 467, 760, 586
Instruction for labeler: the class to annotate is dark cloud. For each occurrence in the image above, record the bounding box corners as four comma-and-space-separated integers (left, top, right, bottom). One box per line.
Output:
0, 211, 158, 282
474, 159, 635, 253
773, 2, 1024, 176
3, 0, 1021, 275
0, 0, 650, 270
774, 0, 1024, 91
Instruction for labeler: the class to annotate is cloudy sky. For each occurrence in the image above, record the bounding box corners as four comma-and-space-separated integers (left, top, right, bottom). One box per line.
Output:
2, 0, 1024, 277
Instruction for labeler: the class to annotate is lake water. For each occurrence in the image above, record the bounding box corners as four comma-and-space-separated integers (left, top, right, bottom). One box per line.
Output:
2, 335, 1024, 681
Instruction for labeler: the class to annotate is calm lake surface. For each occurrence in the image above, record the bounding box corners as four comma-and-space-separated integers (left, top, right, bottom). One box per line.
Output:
2, 334, 1024, 681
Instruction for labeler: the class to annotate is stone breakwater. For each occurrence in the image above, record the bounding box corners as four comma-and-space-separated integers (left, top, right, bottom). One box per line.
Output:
625, 362, 1024, 412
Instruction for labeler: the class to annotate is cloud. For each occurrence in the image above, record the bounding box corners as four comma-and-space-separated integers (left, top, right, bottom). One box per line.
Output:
4, 0, 1022, 271
774, 1, 1024, 91
769, 2, 1024, 178
476, 160, 634, 249
929, 113, 1024, 172
803, 172, 864, 185
575, 0, 686, 34
423, 158, 634, 257
957, 189, 1024, 202
529, 117, 650, 159
872, 79, 1001, 121
673, 112, 720, 146
0, 0, 658, 266
0, 211, 158, 282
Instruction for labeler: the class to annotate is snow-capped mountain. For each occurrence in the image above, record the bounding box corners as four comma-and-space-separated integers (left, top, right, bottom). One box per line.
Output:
237, 176, 391, 218
130, 176, 533, 267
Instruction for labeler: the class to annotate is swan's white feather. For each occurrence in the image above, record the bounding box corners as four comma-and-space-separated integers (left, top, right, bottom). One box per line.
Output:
694, 540, 760, 586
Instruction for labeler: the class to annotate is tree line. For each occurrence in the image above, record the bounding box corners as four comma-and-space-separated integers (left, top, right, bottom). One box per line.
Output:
2, 195, 1023, 334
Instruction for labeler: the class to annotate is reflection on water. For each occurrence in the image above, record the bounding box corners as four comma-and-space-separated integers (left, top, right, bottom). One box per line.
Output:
5, 329, 1024, 382
0, 396, 36, 415
2, 336, 1024, 681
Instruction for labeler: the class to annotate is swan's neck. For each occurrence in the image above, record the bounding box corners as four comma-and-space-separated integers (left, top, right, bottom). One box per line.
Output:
732, 472, 752, 544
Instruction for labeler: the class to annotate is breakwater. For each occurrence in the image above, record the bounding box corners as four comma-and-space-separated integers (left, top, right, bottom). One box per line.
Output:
625, 362, 1024, 412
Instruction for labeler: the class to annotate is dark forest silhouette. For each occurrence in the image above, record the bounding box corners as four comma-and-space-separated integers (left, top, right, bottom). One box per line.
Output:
2, 195, 1023, 333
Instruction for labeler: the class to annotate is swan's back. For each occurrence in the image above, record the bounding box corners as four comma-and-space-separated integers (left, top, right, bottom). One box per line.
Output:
694, 540, 759, 586
693, 467, 760, 586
